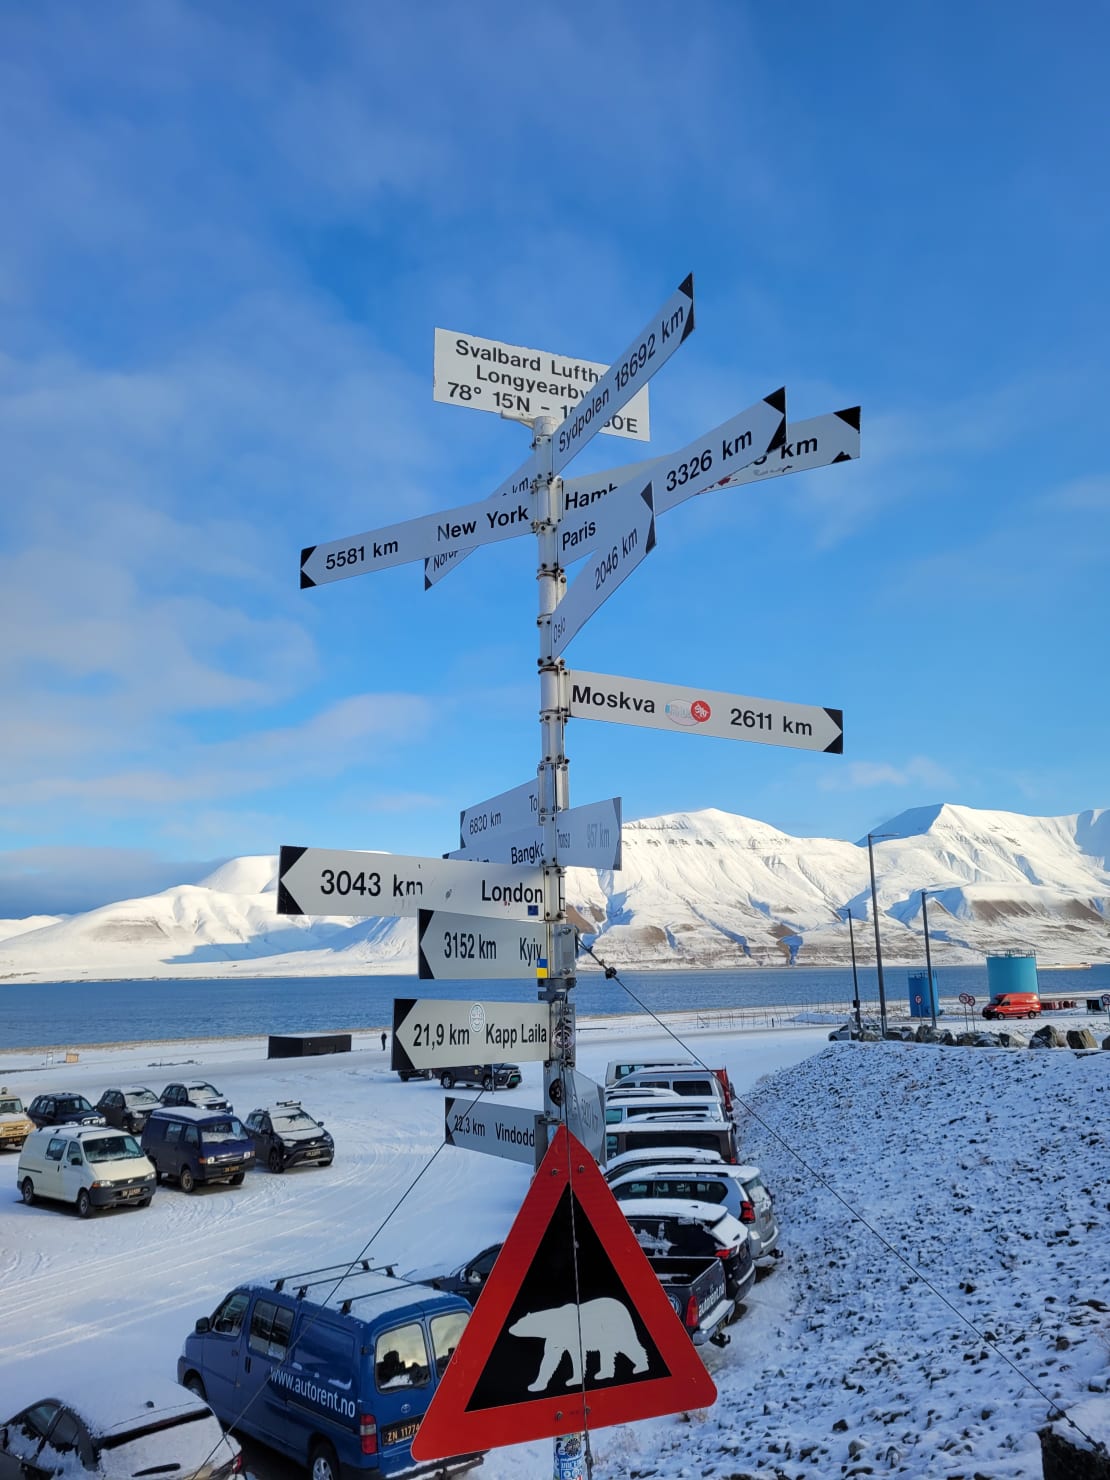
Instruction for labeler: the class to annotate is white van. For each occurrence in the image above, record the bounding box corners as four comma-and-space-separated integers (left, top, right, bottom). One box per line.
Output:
604, 1057, 696, 1087
611, 1067, 728, 1110
606, 1115, 740, 1164
604, 1096, 724, 1126
18, 1124, 157, 1217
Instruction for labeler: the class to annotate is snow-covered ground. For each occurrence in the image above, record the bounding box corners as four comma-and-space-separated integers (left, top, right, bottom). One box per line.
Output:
1, 1018, 1107, 1478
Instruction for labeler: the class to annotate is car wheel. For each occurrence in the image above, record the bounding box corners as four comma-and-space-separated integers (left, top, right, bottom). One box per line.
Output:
76, 1188, 92, 1219
268, 1148, 283, 1174
180, 1165, 196, 1193
182, 1372, 207, 1400
481, 1074, 494, 1092
137, 1196, 152, 1208
440, 1072, 455, 1089
229, 1172, 245, 1185
320, 1159, 333, 1168
309, 1440, 340, 1480
20, 1177, 34, 1205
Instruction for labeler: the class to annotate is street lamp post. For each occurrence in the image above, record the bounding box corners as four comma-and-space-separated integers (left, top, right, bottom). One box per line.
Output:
921, 889, 938, 1029
867, 833, 893, 1036
845, 907, 863, 1032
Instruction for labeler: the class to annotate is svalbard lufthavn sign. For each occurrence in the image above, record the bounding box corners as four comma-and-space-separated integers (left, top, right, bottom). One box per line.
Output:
302, 453, 536, 589
458, 778, 540, 850
444, 1096, 542, 1167
392, 997, 550, 1073
551, 274, 694, 473
433, 328, 651, 442
557, 387, 786, 569
418, 910, 547, 982
449, 797, 623, 871
551, 482, 656, 658
277, 846, 545, 921
565, 671, 844, 754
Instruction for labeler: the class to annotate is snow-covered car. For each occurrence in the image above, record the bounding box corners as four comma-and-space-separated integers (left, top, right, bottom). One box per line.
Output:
244, 1101, 334, 1172
0, 1089, 34, 1151
26, 1095, 106, 1130
620, 1198, 756, 1305
159, 1082, 232, 1112
94, 1087, 160, 1134
0, 1375, 240, 1480
608, 1161, 781, 1267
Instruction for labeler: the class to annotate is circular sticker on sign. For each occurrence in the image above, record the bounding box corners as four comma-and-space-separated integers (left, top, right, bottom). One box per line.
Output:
468, 1002, 487, 1036
958, 992, 975, 1006
690, 699, 712, 724
1101, 994, 1110, 1009
914, 994, 922, 1005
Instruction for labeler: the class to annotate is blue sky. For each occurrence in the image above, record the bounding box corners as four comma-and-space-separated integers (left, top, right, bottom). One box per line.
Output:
1, 2, 1107, 916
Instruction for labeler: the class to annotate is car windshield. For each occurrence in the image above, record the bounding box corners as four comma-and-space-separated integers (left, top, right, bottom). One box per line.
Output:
85, 1135, 144, 1162
0, 1097, 24, 1114
61, 1097, 95, 1113
124, 1090, 158, 1107
201, 1118, 245, 1145
273, 1111, 319, 1131
189, 1083, 221, 1096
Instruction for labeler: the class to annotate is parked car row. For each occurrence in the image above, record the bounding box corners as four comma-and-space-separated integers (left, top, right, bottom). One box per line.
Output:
15, 1099, 333, 1215
397, 1063, 523, 1090
23, 1081, 234, 1134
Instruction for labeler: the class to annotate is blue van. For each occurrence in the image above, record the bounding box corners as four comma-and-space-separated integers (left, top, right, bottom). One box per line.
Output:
178, 1261, 482, 1480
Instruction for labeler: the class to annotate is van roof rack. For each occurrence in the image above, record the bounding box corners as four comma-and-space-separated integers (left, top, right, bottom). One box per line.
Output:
271, 1259, 397, 1298
275, 1100, 302, 1107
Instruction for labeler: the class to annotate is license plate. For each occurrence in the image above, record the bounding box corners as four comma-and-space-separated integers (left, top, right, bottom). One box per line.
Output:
382, 1419, 421, 1446
222, 1164, 242, 1174
119, 1188, 141, 1198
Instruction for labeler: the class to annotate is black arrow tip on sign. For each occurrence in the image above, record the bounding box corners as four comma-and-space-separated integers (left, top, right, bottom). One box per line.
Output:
276, 846, 307, 915
678, 273, 695, 340
824, 709, 844, 754
300, 548, 317, 589
835, 406, 861, 430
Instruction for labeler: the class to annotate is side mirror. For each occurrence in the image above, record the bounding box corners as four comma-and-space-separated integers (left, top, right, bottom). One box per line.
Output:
195, 1316, 212, 1334
467, 1269, 483, 1285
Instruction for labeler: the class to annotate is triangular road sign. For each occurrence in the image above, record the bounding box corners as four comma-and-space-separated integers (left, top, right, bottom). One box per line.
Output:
410, 1125, 716, 1459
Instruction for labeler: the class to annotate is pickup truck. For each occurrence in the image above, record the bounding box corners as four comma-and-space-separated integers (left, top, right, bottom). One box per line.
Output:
648, 1254, 735, 1346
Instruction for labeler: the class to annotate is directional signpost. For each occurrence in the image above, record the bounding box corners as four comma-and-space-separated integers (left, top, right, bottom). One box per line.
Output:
417, 910, 547, 981
444, 1096, 543, 1168
449, 796, 622, 871
392, 997, 550, 1075
959, 991, 976, 1031
277, 846, 544, 921
291, 272, 859, 1464
565, 669, 844, 753
434, 327, 651, 441
551, 482, 656, 658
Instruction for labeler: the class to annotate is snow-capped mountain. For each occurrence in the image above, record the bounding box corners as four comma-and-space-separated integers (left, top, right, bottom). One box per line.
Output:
1, 803, 1107, 982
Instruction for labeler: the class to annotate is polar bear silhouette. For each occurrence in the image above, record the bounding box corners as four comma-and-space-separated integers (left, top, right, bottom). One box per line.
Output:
509, 1297, 649, 1391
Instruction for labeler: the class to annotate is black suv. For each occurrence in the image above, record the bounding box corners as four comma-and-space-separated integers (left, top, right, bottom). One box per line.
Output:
95, 1086, 160, 1133
26, 1094, 106, 1129
417, 1243, 503, 1305
244, 1102, 334, 1172
438, 1063, 522, 1091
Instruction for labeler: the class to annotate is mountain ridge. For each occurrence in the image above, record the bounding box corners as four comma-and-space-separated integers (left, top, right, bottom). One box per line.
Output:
1, 801, 1107, 982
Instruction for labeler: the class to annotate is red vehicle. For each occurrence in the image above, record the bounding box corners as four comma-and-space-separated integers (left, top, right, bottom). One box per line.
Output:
982, 992, 1042, 1020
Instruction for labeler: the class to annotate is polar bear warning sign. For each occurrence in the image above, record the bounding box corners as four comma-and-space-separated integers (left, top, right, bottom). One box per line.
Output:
410, 1124, 717, 1458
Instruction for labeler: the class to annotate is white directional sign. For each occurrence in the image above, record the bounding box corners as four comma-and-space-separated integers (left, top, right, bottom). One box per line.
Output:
277, 846, 545, 921
444, 1096, 542, 1167
392, 996, 550, 1072
446, 1089, 544, 1166
302, 452, 536, 589
417, 910, 547, 981
551, 274, 694, 474
449, 797, 623, 871
562, 1068, 606, 1163
565, 670, 844, 754
558, 404, 858, 561
434, 328, 651, 442
459, 778, 540, 851
551, 481, 656, 658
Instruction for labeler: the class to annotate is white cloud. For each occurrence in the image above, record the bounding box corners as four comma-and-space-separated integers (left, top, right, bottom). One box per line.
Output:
819, 755, 957, 793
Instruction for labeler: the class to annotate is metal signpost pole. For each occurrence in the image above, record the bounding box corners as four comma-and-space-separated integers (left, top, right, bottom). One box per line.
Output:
532, 416, 590, 1480
846, 908, 862, 1033
867, 833, 889, 1036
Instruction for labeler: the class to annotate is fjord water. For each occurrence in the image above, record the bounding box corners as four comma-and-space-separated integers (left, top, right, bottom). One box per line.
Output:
2, 965, 1108, 1050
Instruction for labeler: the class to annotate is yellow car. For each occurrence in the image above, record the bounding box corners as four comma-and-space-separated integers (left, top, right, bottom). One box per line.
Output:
0, 1088, 34, 1150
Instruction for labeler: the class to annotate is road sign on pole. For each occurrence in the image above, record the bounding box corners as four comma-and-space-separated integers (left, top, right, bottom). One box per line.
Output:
562, 1069, 606, 1162
444, 1096, 543, 1167
409, 1126, 716, 1459
449, 796, 622, 871
417, 910, 547, 981
392, 997, 550, 1073
301, 452, 536, 589
551, 275, 694, 474
551, 482, 656, 658
277, 846, 544, 921
459, 778, 540, 850
565, 669, 844, 753
434, 328, 651, 442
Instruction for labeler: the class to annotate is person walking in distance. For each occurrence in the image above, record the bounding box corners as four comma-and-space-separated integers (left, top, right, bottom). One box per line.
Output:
381, 1031, 387, 1053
